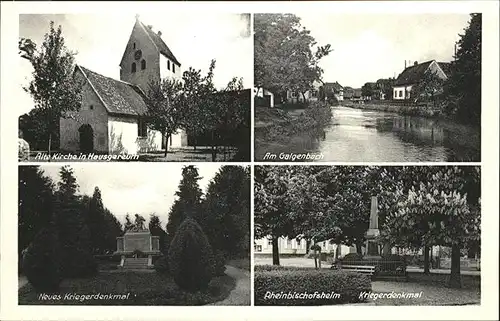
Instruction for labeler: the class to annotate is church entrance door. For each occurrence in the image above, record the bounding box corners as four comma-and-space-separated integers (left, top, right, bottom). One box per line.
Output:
79, 124, 94, 153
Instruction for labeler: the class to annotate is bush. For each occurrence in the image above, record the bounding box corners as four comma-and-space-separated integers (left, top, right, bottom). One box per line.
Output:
154, 255, 169, 274
168, 218, 215, 292
22, 226, 62, 293
213, 250, 227, 276
255, 266, 371, 305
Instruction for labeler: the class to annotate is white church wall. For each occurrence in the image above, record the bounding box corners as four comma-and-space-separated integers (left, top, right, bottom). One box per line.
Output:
137, 128, 163, 153
108, 116, 139, 154
60, 74, 109, 153
159, 55, 182, 82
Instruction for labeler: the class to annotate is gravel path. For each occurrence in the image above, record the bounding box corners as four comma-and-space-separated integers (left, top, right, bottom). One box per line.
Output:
209, 265, 250, 306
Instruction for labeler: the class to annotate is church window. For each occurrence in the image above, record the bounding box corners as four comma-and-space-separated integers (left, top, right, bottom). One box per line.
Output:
138, 118, 147, 137
141, 59, 146, 70
89, 105, 94, 110
133, 42, 136, 49
167, 60, 170, 70
173, 64, 176, 73
132, 62, 136, 73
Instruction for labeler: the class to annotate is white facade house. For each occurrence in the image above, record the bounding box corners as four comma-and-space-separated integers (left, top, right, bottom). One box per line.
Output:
393, 60, 451, 100
254, 87, 275, 108
286, 80, 322, 103
254, 236, 350, 256
60, 17, 187, 154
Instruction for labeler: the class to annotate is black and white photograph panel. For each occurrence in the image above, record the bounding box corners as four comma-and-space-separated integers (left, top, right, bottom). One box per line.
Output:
254, 13, 481, 162
18, 164, 250, 305
254, 165, 481, 306
17, 13, 251, 162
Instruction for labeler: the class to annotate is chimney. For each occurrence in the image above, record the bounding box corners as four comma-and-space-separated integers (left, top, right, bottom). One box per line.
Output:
404, 60, 407, 69
135, 14, 140, 21
147, 25, 153, 30
414, 61, 418, 66
157, 31, 162, 37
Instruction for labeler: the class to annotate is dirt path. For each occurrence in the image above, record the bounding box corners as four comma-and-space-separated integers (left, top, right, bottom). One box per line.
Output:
209, 265, 250, 306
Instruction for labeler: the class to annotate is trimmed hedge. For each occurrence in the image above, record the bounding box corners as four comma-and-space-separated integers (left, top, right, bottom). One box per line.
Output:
22, 226, 62, 293
255, 265, 371, 305
154, 255, 169, 274
168, 218, 215, 292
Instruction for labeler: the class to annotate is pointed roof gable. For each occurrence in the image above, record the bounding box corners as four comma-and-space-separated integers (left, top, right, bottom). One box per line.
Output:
394, 60, 434, 86
77, 65, 148, 116
139, 21, 181, 66
119, 19, 181, 68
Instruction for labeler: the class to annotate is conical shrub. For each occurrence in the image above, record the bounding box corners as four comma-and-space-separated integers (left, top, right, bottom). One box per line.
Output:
168, 218, 214, 292
22, 226, 62, 293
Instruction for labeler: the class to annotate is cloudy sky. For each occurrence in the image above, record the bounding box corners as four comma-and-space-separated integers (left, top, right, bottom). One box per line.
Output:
17, 13, 251, 116
298, 13, 472, 88
38, 163, 226, 227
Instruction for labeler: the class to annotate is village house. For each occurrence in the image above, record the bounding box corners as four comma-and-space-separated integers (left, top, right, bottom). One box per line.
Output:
323, 81, 344, 101
392, 60, 451, 101
254, 87, 275, 108
343, 86, 354, 100
60, 16, 187, 154
286, 80, 322, 103
254, 236, 350, 256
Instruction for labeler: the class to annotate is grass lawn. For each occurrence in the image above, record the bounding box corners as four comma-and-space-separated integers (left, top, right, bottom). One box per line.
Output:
19, 271, 236, 305
227, 258, 250, 271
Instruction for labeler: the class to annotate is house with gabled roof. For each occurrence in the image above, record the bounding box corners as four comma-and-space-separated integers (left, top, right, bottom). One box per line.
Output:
323, 81, 344, 101
393, 60, 451, 100
60, 16, 187, 154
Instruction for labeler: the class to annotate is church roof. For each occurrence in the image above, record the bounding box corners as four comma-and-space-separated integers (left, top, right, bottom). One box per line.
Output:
77, 66, 148, 117
140, 21, 181, 66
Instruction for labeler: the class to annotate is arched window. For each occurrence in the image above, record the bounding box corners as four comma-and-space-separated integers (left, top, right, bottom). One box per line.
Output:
131, 62, 136, 73
141, 59, 146, 70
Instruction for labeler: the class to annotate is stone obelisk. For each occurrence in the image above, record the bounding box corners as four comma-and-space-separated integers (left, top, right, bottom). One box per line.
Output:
365, 196, 381, 259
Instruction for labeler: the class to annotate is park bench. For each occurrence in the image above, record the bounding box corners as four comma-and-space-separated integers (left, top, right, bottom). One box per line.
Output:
337, 264, 376, 276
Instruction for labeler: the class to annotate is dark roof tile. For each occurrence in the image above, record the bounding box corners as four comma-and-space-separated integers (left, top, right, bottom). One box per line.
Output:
78, 66, 148, 116
394, 60, 434, 86
140, 22, 181, 66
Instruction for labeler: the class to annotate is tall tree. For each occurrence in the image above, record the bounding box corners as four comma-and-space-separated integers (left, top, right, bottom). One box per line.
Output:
382, 166, 480, 288
21, 21, 83, 156
18, 166, 55, 266
166, 166, 203, 239
254, 14, 332, 102
199, 166, 250, 258
54, 166, 96, 277
444, 14, 481, 126
149, 214, 167, 253
145, 78, 184, 157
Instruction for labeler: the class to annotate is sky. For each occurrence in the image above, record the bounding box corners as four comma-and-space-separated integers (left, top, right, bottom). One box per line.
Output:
17, 13, 251, 116
298, 13, 472, 88
38, 163, 226, 227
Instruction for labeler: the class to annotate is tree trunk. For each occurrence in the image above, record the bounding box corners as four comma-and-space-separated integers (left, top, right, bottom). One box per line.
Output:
163, 132, 168, 157
306, 239, 311, 254
272, 236, 280, 266
318, 251, 322, 268
335, 241, 341, 260
211, 131, 217, 161
423, 245, 430, 274
48, 133, 52, 163
356, 241, 363, 255
302, 92, 307, 103
448, 244, 462, 288
314, 250, 318, 269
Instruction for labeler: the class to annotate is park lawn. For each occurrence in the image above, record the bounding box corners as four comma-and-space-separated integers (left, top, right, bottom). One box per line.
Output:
18, 271, 236, 305
227, 258, 250, 271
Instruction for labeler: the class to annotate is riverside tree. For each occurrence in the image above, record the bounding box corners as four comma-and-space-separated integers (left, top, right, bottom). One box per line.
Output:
20, 21, 83, 156
444, 13, 481, 126
254, 14, 332, 103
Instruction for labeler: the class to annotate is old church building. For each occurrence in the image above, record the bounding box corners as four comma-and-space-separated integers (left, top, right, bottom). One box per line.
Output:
60, 16, 187, 154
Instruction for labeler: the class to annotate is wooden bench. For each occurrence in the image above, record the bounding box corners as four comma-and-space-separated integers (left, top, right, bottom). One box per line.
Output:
338, 264, 376, 276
